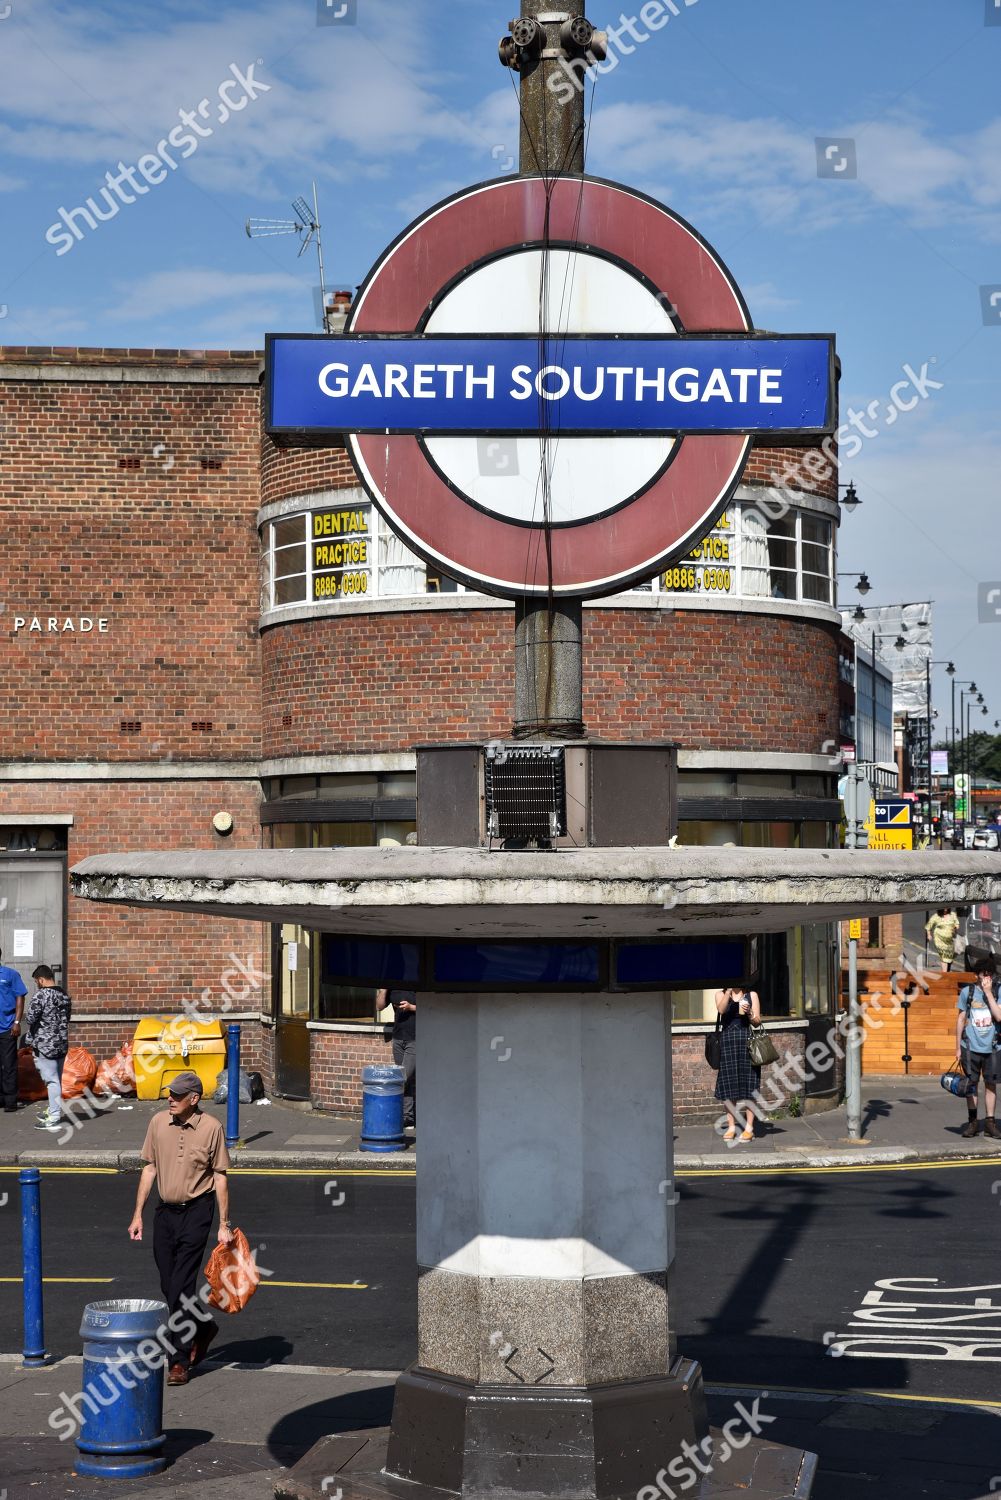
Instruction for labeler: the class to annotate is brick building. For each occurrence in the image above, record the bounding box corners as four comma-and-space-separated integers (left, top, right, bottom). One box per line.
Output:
0, 345, 849, 1121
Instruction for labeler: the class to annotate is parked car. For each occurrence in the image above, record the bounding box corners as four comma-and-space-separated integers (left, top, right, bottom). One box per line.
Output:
972, 826, 1001, 851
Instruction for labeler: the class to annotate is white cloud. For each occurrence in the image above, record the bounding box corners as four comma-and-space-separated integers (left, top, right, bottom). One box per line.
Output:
0, 0, 505, 202
584, 100, 1001, 240
742, 281, 799, 317
102, 267, 305, 321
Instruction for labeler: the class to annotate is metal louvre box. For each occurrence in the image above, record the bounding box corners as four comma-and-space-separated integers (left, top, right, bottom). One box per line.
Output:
417, 743, 677, 849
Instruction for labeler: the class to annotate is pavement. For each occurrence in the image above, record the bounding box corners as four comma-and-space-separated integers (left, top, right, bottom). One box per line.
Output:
0, 1075, 998, 1171
2, 1359, 999, 1500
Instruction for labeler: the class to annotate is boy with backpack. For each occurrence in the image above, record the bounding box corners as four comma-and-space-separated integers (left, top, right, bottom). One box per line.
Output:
956, 958, 1001, 1138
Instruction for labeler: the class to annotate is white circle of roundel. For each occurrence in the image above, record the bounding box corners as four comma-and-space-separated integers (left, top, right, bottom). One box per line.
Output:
422, 249, 676, 526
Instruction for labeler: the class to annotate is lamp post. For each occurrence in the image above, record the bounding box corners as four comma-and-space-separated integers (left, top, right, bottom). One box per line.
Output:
926, 659, 954, 846
955, 679, 976, 842
868, 629, 907, 770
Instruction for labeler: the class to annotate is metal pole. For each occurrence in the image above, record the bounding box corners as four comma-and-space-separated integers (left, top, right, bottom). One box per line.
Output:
511, 0, 586, 739
842, 761, 865, 1141
225, 1023, 241, 1151
954, 678, 960, 846
846, 934, 861, 1139
870, 629, 877, 767
20, 1167, 50, 1367
930, 657, 936, 846
967, 701, 975, 829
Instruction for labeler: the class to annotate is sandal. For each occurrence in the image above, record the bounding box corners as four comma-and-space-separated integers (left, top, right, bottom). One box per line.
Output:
740, 1129, 754, 1142
723, 1126, 737, 1141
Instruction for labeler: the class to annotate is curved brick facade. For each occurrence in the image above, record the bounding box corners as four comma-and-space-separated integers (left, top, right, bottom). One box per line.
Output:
261, 606, 840, 756
260, 429, 356, 508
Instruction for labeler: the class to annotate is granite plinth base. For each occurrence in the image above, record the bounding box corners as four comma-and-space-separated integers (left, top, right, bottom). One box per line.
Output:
385, 1360, 708, 1499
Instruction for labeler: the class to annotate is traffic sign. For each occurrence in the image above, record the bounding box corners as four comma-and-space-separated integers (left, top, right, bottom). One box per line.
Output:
848, 920, 863, 940
265, 175, 837, 599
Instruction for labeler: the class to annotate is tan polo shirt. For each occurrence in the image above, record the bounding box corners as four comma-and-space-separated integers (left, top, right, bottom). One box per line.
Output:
140, 1108, 230, 1205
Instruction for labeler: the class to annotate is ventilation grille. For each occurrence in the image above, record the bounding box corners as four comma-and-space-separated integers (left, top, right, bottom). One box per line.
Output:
484, 744, 566, 841
191, 720, 213, 733
119, 720, 142, 733
118, 457, 141, 471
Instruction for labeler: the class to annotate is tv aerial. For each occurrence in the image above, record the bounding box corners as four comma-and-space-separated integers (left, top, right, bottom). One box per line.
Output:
245, 181, 332, 330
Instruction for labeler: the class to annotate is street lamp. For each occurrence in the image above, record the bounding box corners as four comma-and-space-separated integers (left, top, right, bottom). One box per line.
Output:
955, 681, 976, 838
925, 659, 954, 845
839, 482, 861, 513
837, 571, 873, 602
867, 629, 907, 768
959, 689, 983, 833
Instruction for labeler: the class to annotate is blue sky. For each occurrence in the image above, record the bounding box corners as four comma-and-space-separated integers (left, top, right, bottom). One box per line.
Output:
1, 0, 999, 723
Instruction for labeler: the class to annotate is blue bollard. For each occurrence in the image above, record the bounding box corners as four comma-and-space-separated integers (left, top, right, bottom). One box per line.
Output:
225, 1021, 240, 1150
359, 1064, 406, 1153
20, 1167, 50, 1368
76, 1299, 168, 1479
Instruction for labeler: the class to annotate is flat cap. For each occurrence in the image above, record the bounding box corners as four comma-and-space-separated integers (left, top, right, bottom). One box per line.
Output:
167, 1071, 204, 1097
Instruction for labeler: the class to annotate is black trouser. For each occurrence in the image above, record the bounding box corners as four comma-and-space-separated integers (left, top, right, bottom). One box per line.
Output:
392, 1036, 416, 1126
0, 1030, 18, 1111
152, 1194, 217, 1360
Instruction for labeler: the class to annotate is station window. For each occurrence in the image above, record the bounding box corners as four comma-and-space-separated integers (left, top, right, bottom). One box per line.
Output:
261, 498, 835, 613
260, 499, 464, 611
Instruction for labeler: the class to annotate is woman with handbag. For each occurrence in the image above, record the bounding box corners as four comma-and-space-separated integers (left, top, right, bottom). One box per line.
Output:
712, 984, 762, 1141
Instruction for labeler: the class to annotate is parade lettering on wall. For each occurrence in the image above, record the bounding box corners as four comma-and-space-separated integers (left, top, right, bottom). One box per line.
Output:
13, 616, 110, 634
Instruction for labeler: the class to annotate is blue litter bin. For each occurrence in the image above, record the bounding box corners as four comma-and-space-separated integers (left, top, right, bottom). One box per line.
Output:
76, 1298, 168, 1479
360, 1064, 406, 1152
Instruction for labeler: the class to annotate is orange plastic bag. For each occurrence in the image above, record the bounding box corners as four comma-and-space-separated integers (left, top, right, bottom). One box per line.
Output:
17, 1050, 47, 1102
94, 1042, 137, 1096
203, 1229, 260, 1314
60, 1047, 98, 1100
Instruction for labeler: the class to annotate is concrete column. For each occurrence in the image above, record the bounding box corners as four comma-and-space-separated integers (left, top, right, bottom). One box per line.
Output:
386, 990, 706, 1499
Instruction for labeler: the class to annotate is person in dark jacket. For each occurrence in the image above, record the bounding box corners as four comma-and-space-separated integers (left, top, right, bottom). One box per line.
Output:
23, 965, 72, 1131
376, 987, 417, 1129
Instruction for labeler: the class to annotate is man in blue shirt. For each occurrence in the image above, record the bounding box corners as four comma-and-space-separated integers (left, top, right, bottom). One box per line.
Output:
956, 958, 1001, 1138
0, 947, 29, 1113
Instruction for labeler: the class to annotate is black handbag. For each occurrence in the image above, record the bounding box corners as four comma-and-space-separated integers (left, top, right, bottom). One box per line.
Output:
705, 1012, 722, 1070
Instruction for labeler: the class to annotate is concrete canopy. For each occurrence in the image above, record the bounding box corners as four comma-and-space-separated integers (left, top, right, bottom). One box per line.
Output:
71, 846, 1001, 939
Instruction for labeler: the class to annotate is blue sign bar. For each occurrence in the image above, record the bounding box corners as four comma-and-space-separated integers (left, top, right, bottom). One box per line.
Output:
266, 333, 835, 438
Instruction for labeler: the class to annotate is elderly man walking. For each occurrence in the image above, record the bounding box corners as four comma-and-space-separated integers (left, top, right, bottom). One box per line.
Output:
128, 1071, 234, 1385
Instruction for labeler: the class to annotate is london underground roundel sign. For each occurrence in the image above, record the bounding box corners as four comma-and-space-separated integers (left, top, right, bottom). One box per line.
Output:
266, 175, 834, 599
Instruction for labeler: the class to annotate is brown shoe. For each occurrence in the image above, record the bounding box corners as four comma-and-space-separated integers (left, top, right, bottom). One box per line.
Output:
189, 1319, 218, 1368
167, 1362, 189, 1386
985, 1118, 999, 1140
961, 1117, 980, 1138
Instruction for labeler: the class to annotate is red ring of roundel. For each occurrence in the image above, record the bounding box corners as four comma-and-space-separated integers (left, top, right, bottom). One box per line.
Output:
348, 176, 751, 599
